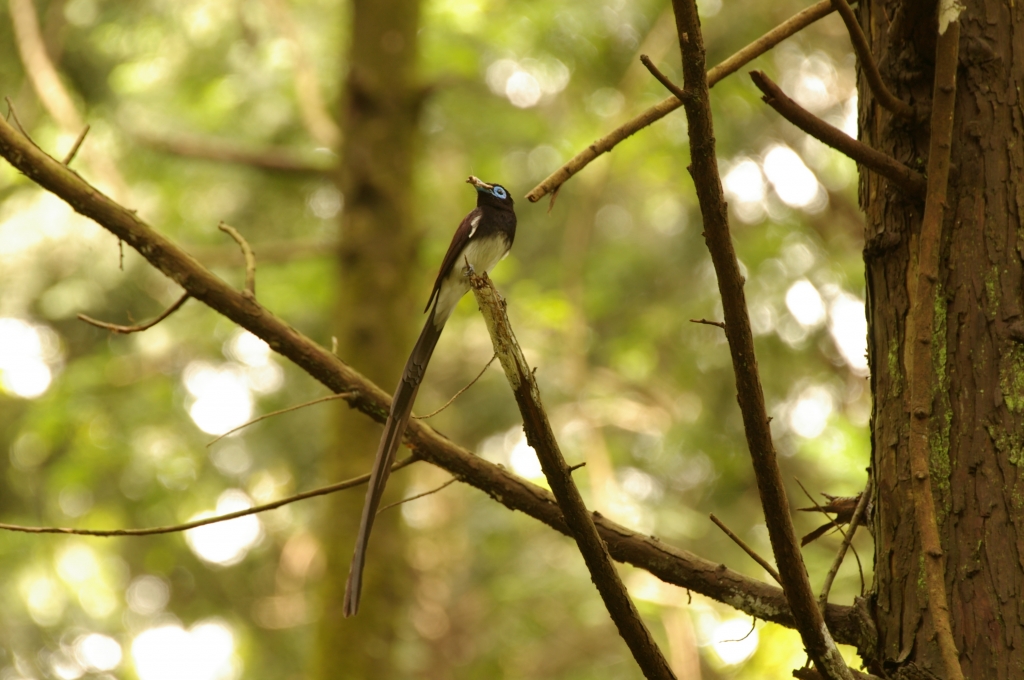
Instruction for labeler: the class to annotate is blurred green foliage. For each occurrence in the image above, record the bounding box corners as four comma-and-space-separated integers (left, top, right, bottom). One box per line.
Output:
0, 0, 873, 677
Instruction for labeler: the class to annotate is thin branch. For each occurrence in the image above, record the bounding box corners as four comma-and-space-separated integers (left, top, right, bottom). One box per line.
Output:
61, 124, 89, 165
0, 456, 417, 537
818, 477, 872, 608
4, 97, 32, 140
207, 392, 354, 446
526, 0, 839, 203
376, 478, 457, 515
710, 513, 782, 584
471, 272, 675, 680
640, 55, 690, 102
133, 129, 333, 174
77, 293, 190, 334
218, 222, 257, 299
671, 1, 852, 678
829, 0, 915, 120
690, 318, 725, 329
0, 115, 868, 648
414, 354, 497, 419
904, 10, 965, 680
749, 71, 926, 197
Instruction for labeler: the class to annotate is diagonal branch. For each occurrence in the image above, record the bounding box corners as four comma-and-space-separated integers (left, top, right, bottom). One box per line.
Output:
670, 0, 852, 678
904, 9, 965, 680
471, 273, 674, 680
0, 113, 868, 649
749, 71, 926, 197
526, 0, 840, 203
710, 513, 782, 584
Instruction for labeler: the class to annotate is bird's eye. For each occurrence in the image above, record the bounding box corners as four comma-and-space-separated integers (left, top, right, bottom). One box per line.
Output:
492, 186, 508, 199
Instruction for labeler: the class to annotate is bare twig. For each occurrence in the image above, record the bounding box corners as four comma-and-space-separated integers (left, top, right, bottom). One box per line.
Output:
77, 293, 190, 334
413, 354, 497, 419
829, 0, 914, 120
4, 97, 31, 140
0, 114, 868, 647
133, 129, 333, 174
376, 478, 457, 515
689, 318, 725, 329
904, 9, 964, 680
0, 456, 417, 537
818, 477, 872, 608
471, 272, 675, 680
61, 124, 90, 165
749, 71, 926, 197
526, 0, 839, 202
671, 1, 851, 678
207, 392, 355, 446
639, 55, 690, 102
218, 222, 257, 299
710, 513, 781, 584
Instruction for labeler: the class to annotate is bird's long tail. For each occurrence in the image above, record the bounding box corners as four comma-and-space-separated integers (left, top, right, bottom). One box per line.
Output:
343, 308, 444, 616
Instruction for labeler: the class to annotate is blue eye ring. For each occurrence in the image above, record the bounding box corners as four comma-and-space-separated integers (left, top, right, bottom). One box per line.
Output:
492, 186, 508, 199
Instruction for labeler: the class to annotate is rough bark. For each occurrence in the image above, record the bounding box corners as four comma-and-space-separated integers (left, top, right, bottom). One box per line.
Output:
314, 0, 422, 676
860, 1, 1024, 677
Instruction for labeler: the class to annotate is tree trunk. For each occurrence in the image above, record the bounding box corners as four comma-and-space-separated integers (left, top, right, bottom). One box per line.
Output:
861, 2, 1024, 677
314, 0, 421, 676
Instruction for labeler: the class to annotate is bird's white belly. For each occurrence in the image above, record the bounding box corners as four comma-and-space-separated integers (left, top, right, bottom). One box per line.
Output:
433, 236, 509, 326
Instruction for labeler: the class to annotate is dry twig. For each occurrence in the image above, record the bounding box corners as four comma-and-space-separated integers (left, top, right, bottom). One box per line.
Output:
710, 513, 781, 584
207, 392, 355, 446
414, 354, 497, 419
689, 318, 725, 329
376, 478, 457, 515
78, 293, 190, 334
0, 456, 417, 537
218, 222, 257, 299
62, 125, 90, 165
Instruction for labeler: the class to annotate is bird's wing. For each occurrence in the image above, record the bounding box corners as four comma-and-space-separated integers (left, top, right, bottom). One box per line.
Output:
424, 207, 482, 313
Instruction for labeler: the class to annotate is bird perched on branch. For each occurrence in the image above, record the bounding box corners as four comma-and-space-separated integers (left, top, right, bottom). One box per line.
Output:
344, 175, 517, 616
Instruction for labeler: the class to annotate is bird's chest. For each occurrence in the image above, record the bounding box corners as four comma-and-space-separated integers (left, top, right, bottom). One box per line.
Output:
459, 232, 511, 274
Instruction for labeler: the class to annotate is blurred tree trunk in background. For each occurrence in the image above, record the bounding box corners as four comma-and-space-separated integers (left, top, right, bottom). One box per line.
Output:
314, 0, 422, 675
861, 2, 1024, 676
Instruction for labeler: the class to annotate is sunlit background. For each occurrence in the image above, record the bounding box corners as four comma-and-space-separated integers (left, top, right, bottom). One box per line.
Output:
0, 0, 873, 677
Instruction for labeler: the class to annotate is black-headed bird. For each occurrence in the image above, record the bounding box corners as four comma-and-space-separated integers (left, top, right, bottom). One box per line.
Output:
344, 175, 517, 616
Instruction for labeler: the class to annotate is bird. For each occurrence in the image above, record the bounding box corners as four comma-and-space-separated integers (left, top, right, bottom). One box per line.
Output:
343, 175, 517, 616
